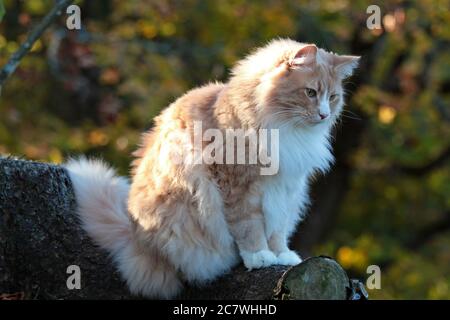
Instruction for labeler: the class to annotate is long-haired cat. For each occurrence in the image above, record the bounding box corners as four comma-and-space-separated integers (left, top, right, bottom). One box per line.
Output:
66, 39, 359, 298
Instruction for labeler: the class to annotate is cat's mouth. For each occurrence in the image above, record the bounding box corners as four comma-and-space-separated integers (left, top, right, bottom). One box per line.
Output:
291, 117, 328, 129
307, 117, 329, 126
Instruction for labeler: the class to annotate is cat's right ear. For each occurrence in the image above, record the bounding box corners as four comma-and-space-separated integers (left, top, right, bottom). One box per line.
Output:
333, 55, 360, 78
288, 45, 317, 69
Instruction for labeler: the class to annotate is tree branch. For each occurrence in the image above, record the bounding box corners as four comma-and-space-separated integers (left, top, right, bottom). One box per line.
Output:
407, 212, 450, 250
0, 0, 73, 88
394, 147, 450, 176
377, 211, 450, 272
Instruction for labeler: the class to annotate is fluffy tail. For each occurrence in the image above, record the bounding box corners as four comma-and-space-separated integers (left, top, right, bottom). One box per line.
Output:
65, 157, 181, 298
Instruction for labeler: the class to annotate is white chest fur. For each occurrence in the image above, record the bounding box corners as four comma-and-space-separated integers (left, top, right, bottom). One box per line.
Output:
278, 124, 333, 177
260, 124, 334, 237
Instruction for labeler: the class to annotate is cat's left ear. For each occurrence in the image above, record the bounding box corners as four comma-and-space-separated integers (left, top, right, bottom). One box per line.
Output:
333, 55, 360, 78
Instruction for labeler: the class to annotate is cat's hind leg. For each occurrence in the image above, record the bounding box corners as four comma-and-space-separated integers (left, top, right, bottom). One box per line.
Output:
161, 169, 239, 284
160, 200, 239, 284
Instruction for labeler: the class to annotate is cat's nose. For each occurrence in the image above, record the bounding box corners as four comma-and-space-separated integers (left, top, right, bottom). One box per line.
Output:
319, 112, 329, 120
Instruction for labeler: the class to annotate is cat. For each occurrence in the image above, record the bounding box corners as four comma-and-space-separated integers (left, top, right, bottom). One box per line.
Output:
65, 38, 359, 298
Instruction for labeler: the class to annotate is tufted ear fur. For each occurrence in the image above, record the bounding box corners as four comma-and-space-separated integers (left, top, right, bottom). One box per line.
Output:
333, 55, 360, 78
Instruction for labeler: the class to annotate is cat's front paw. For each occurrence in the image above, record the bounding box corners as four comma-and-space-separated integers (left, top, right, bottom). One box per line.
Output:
277, 250, 302, 266
241, 249, 278, 270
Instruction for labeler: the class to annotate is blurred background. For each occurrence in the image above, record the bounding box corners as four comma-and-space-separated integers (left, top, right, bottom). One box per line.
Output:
0, 0, 449, 299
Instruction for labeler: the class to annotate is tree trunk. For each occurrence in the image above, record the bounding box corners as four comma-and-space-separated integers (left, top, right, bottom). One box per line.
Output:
0, 158, 356, 300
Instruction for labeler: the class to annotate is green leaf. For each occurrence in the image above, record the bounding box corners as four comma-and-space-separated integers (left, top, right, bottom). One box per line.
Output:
0, 0, 5, 23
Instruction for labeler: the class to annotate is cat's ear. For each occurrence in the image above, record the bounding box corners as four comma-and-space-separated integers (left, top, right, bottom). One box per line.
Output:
333, 55, 360, 78
289, 45, 317, 69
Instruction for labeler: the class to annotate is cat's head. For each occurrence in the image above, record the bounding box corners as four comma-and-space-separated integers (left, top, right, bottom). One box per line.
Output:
232, 39, 360, 129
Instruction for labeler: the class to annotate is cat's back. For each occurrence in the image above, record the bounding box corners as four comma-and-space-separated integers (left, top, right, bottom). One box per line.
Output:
160, 82, 226, 129
131, 82, 225, 173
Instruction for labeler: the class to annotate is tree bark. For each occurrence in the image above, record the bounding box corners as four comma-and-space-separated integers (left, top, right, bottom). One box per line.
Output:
0, 158, 354, 300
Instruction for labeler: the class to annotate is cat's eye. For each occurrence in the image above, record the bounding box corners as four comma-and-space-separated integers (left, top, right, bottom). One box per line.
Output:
305, 88, 316, 98
329, 94, 338, 101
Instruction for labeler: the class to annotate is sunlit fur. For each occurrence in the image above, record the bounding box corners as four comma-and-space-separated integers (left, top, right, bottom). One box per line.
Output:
65, 38, 359, 298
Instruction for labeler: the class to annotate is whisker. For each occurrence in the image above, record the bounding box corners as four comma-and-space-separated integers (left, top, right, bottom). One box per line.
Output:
340, 114, 361, 121
341, 110, 362, 120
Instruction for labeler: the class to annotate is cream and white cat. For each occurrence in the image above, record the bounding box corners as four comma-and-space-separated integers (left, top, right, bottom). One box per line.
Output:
66, 39, 359, 298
